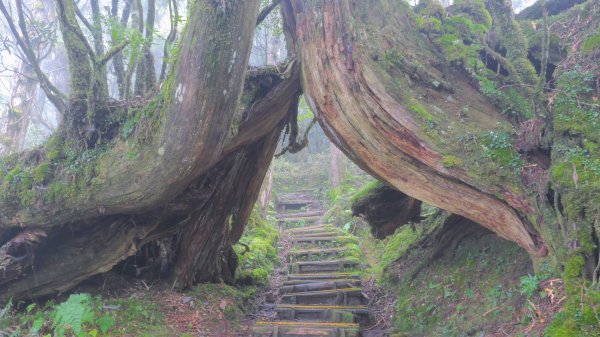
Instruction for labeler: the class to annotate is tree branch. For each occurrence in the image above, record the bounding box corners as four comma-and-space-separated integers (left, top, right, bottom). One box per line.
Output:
257, 0, 281, 26
98, 40, 130, 66
73, 1, 93, 33
0, 1, 67, 113
159, 0, 178, 83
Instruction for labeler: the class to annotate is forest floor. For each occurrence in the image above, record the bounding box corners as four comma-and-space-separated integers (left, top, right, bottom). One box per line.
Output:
0, 274, 262, 336
357, 222, 565, 337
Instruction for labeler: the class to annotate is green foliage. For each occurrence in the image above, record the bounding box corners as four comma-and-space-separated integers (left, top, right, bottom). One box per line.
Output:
349, 180, 383, 204
581, 28, 600, 53
32, 163, 51, 184
234, 208, 279, 285
440, 155, 462, 168
52, 293, 115, 337
518, 274, 539, 297
388, 224, 532, 336
545, 255, 600, 337
480, 130, 522, 172
1, 294, 117, 336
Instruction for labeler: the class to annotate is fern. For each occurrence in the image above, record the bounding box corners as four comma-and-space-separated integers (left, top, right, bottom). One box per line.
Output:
519, 274, 540, 298
52, 293, 95, 337
96, 314, 115, 334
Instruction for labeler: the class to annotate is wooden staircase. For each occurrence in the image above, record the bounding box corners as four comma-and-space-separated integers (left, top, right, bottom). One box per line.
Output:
251, 220, 367, 337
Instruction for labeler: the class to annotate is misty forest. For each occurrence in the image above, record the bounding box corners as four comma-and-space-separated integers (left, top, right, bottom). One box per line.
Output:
0, 0, 599, 336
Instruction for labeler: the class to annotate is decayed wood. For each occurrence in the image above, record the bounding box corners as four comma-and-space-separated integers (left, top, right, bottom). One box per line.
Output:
351, 184, 422, 239
284, 0, 540, 256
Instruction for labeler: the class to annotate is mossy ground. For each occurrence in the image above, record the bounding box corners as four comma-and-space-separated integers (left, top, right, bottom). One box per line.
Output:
354, 206, 563, 337
387, 233, 533, 336
0, 282, 259, 336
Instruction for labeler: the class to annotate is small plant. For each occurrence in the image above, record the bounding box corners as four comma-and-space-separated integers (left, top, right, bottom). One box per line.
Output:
51, 293, 115, 337
519, 274, 540, 298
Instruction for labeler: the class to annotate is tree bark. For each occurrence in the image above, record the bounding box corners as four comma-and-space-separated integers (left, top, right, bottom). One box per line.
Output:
258, 163, 274, 219
283, 0, 540, 257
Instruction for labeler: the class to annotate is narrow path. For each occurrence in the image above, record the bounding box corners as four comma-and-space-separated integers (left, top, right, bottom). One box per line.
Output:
252, 194, 367, 337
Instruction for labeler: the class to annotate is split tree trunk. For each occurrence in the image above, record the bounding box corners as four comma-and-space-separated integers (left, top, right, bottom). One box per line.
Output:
0, 0, 305, 300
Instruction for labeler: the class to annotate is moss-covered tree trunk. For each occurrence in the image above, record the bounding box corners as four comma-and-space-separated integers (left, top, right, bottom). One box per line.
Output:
0, 0, 305, 300
282, 0, 542, 257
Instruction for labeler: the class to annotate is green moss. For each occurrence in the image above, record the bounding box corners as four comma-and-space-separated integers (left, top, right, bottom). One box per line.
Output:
32, 163, 50, 184
440, 155, 462, 168
408, 101, 434, 123
350, 180, 384, 204
545, 255, 600, 337
383, 216, 532, 336
581, 28, 600, 53
233, 207, 279, 285
45, 182, 76, 203
480, 130, 522, 173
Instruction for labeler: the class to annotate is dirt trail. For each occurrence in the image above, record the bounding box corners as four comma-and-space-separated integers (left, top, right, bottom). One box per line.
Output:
251, 193, 368, 337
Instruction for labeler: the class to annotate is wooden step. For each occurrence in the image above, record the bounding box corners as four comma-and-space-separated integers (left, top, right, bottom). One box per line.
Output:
269, 304, 368, 322
287, 224, 333, 233
286, 272, 360, 281
279, 280, 361, 294
251, 321, 359, 337
289, 247, 351, 257
282, 278, 360, 287
278, 210, 325, 219
290, 236, 347, 245
291, 259, 359, 273
282, 287, 364, 305
289, 231, 342, 238
287, 226, 336, 234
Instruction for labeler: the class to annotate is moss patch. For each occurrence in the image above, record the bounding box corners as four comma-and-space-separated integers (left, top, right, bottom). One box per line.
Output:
233, 207, 279, 285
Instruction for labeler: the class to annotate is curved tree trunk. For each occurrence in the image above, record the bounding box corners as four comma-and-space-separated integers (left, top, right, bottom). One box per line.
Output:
283, 0, 541, 256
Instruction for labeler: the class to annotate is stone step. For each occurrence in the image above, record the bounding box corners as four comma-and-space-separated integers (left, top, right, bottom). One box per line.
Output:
251, 321, 359, 337
282, 287, 364, 306
279, 280, 362, 294
291, 259, 359, 273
